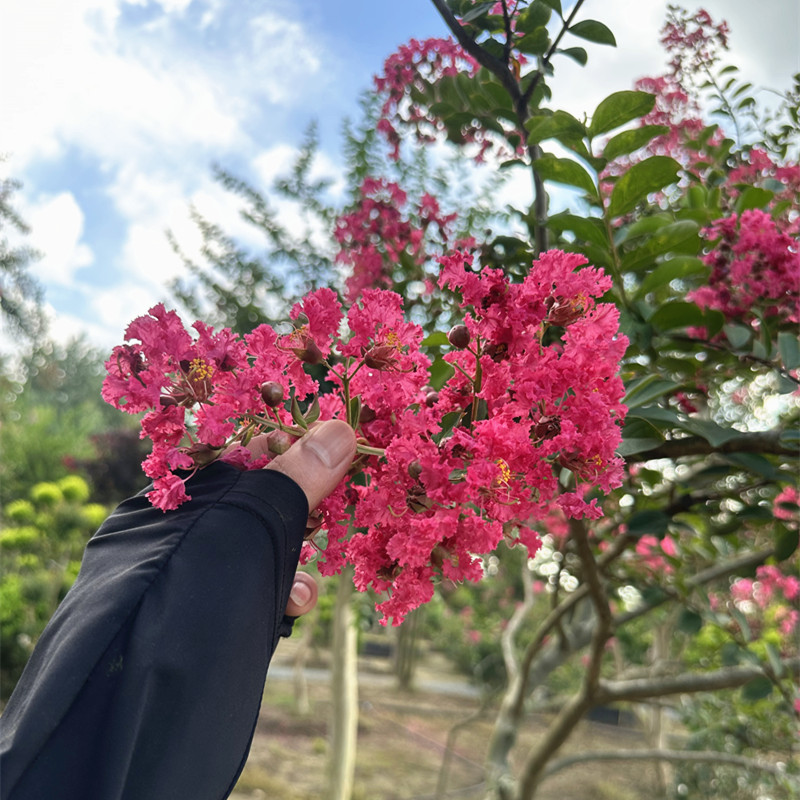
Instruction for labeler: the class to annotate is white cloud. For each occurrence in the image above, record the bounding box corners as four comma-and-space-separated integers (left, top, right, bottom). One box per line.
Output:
246, 12, 323, 104
24, 192, 94, 286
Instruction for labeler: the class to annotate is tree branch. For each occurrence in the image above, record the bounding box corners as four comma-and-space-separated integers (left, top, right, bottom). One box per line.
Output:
596, 658, 800, 704
543, 748, 796, 782
625, 429, 797, 462
429, 0, 518, 98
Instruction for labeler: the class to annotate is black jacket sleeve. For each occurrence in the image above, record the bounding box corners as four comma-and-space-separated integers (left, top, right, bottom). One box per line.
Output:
0, 462, 310, 800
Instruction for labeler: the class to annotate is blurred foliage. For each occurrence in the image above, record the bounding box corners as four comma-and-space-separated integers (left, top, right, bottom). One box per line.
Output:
0, 475, 107, 700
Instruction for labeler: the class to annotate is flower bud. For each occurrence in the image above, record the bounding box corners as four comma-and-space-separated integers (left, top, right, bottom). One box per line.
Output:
425, 391, 438, 407
408, 459, 423, 479
298, 338, 324, 365
532, 415, 561, 441
447, 324, 470, 349
186, 442, 223, 467
260, 381, 284, 407
364, 345, 398, 370
547, 295, 587, 327
359, 405, 377, 424
159, 393, 179, 407
267, 429, 293, 455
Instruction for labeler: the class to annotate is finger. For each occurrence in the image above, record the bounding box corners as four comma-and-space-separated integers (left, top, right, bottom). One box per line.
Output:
285, 571, 319, 617
265, 419, 356, 511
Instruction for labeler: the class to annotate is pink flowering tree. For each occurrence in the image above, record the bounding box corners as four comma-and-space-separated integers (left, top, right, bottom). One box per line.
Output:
100, 3, 798, 799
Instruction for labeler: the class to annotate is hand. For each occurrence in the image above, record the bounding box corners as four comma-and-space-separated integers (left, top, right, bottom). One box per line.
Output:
253, 420, 357, 618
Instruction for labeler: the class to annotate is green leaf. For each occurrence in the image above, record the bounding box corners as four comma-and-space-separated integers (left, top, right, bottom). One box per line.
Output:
734, 186, 774, 214
480, 79, 513, 109
775, 526, 799, 561
517, 28, 550, 56
628, 405, 681, 427
679, 418, 742, 447
778, 331, 800, 370
517, 1, 551, 33
541, 0, 562, 16
568, 19, 616, 47
677, 609, 703, 635
648, 301, 706, 332
304, 395, 320, 426
534, 154, 597, 196
779, 428, 800, 449
603, 125, 669, 161
623, 417, 665, 441
291, 394, 308, 430
621, 221, 702, 273
729, 606, 752, 642
590, 91, 656, 138
740, 677, 773, 702
428, 358, 455, 391
558, 46, 587, 66
525, 110, 586, 144
608, 156, 681, 218
623, 374, 681, 407
548, 212, 608, 248
765, 642, 786, 678
616, 437, 662, 457
348, 395, 361, 428
627, 510, 670, 537
421, 331, 450, 347
634, 257, 707, 298
723, 322, 753, 350
460, 2, 495, 23
724, 453, 783, 481
434, 410, 461, 443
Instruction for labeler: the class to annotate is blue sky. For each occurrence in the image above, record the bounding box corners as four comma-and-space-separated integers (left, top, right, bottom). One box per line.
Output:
2, 0, 797, 353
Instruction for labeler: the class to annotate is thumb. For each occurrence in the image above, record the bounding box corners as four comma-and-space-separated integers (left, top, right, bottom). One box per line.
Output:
265, 419, 356, 511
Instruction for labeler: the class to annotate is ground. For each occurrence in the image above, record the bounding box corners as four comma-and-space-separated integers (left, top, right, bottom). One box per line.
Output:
232, 639, 657, 800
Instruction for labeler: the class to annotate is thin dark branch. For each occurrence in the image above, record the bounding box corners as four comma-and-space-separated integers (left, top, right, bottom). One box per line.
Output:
625, 429, 797, 462
429, 0, 518, 98
543, 748, 796, 782
500, 0, 513, 65
520, 0, 586, 106
669, 333, 800, 385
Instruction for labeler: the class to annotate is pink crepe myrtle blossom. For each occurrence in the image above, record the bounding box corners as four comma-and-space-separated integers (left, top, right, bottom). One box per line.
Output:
335, 179, 457, 304
728, 563, 800, 647
689, 209, 800, 328
660, 6, 730, 87
103, 251, 627, 624
374, 37, 523, 163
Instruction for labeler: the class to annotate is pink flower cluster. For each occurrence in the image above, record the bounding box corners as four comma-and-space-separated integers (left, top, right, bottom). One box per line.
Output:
103, 251, 627, 623
731, 565, 800, 643
374, 37, 508, 162
660, 6, 729, 85
728, 148, 800, 211
334, 178, 457, 304
689, 209, 800, 327
601, 74, 723, 190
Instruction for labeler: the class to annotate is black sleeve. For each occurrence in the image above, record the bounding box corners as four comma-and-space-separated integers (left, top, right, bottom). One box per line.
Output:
0, 462, 310, 800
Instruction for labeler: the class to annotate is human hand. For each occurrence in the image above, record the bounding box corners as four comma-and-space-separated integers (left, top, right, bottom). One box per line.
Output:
251, 420, 357, 617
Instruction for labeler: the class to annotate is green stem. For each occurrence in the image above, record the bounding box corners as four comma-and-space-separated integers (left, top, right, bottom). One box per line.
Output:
356, 443, 386, 458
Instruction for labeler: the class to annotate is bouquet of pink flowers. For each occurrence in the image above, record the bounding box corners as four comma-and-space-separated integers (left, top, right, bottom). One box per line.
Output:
103, 250, 628, 623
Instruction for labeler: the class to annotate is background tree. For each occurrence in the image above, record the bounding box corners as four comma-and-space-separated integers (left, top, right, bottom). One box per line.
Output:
0, 164, 46, 342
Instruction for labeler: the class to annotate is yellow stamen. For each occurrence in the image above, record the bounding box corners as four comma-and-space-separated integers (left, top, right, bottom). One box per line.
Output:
496, 458, 512, 485
190, 357, 214, 380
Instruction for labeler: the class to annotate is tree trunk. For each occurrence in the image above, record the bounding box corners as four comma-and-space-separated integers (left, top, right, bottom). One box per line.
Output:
394, 605, 421, 691
292, 604, 317, 715
327, 566, 359, 800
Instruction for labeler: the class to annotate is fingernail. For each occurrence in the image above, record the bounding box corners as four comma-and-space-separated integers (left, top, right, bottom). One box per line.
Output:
302, 420, 355, 469
290, 580, 313, 607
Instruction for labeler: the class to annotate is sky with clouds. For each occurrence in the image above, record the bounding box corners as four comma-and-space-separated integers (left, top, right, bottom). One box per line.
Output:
2, 0, 797, 354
